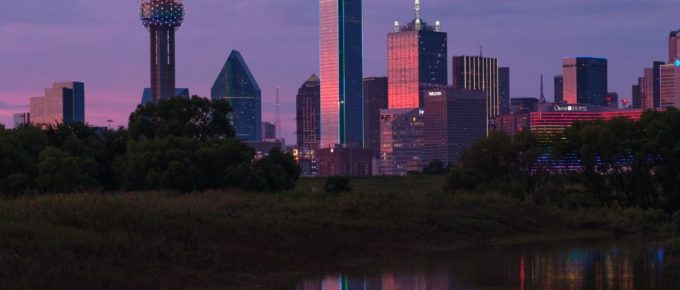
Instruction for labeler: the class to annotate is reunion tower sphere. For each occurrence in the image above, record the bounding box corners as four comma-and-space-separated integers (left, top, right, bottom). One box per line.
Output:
140, 0, 185, 30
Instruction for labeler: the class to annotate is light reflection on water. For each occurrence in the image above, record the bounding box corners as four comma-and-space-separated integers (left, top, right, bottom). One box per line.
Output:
295, 237, 679, 290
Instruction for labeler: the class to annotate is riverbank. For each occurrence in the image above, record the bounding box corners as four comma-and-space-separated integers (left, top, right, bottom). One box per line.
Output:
0, 176, 672, 289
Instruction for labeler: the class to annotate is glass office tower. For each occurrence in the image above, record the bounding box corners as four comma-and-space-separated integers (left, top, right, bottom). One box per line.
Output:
554, 75, 563, 103
363, 77, 388, 158
562, 57, 608, 106
387, 1, 447, 109
211, 50, 262, 142
319, 0, 364, 148
452, 56, 499, 134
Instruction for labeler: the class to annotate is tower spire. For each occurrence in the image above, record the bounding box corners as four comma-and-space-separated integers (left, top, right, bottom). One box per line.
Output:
415, 0, 421, 20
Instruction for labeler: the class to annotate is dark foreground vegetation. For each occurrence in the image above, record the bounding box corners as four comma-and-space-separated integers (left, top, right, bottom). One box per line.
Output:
0, 97, 299, 195
0, 176, 676, 290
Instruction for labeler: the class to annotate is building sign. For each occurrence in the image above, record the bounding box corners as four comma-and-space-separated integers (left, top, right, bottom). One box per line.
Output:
428, 91, 442, 97
553, 105, 588, 112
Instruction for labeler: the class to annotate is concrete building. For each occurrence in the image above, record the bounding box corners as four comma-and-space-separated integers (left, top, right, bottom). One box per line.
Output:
499, 67, 510, 115
660, 63, 680, 109
262, 122, 276, 140
379, 108, 426, 176
510, 97, 539, 114
140, 0, 185, 104
670, 30, 680, 63
554, 75, 563, 103
30, 82, 85, 126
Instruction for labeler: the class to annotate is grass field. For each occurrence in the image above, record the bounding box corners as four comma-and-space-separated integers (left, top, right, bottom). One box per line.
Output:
0, 176, 672, 289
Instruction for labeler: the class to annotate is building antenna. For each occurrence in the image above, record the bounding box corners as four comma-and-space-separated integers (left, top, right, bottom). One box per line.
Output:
415, 0, 421, 20
275, 86, 282, 140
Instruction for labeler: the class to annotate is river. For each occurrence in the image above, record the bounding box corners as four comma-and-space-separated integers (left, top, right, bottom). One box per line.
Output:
294, 236, 679, 290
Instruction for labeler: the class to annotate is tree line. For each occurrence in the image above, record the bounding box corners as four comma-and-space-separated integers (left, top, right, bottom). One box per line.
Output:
448, 107, 680, 213
0, 97, 300, 195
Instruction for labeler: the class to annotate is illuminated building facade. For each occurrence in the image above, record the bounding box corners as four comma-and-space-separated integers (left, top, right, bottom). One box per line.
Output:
296, 75, 321, 149
605, 92, 619, 108
510, 97, 539, 114
211, 50, 262, 142
30, 82, 85, 126
562, 57, 608, 106
499, 67, 510, 115
496, 114, 530, 136
554, 75, 563, 103
140, 0, 185, 104
424, 87, 487, 165
387, 1, 447, 109
363, 77, 388, 157
452, 56, 499, 134
317, 146, 373, 177
660, 63, 680, 109
320, 0, 364, 148
530, 104, 644, 142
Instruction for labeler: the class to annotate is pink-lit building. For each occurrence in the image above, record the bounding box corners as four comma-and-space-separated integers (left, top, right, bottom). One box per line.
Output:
660, 63, 680, 109
29, 82, 85, 126
530, 104, 644, 141
317, 146, 373, 177
387, 1, 447, 109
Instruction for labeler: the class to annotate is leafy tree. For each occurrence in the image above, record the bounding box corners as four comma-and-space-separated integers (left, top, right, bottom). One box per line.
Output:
423, 160, 446, 175
128, 96, 234, 140
37, 147, 99, 193
248, 148, 301, 192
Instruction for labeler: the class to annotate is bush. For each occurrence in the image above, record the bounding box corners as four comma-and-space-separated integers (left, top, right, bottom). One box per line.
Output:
446, 167, 480, 193
325, 177, 351, 193
674, 212, 680, 232
423, 160, 446, 175
0, 173, 33, 196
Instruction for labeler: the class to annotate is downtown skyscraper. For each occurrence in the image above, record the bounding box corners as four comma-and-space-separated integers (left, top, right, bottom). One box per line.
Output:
211, 50, 262, 142
670, 30, 680, 64
363, 77, 388, 158
387, 0, 447, 109
140, 0, 185, 104
452, 55, 499, 133
562, 57, 608, 106
30, 82, 85, 126
296, 75, 321, 149
319, 0, 364, 148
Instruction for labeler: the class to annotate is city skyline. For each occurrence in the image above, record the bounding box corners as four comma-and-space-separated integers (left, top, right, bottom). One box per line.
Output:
0, 0, 677, 142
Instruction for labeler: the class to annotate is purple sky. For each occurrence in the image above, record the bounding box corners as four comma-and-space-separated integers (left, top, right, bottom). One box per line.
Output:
0, 0, 677, 141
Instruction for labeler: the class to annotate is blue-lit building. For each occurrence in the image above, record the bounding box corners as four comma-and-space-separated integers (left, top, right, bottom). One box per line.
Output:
140, 88, 190, 105
319, 0, 364, 148
211, 50, 262, 142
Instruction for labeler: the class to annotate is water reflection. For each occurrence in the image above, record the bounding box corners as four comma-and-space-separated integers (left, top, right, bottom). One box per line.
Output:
296, 237, 679, 290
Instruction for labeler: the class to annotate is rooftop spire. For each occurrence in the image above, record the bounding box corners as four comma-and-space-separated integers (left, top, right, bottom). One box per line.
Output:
415, 0, 421, 20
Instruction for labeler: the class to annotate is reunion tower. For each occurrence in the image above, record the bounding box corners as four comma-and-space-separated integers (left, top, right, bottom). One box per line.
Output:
140, 0, 185, 104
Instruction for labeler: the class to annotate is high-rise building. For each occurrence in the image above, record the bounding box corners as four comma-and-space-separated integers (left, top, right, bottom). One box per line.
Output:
141, 88, 190, 105
554, 75, 564, 103
387, 0, 447, 109
363, 77, 388, 158
499, 67, 510, 115
262, 122, 276, 140
452, 56, 499, 134
320, 0, 363, 148
636, 61, 664, 109
660, 63, 680, 108
670, 30, 680, 63
140, 0, 185, 104
211, 50, 262, 142
379, 108, 426, 176
423, 87, 487, 165
13, 112, 30, 128
30, 82, 85, 126
562, 57, 608, 106
296, 75, 321, 149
